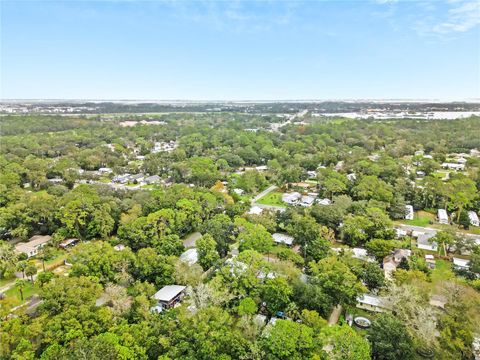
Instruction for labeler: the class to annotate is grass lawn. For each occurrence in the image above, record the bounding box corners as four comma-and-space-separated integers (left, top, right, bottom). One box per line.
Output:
4, 280, 40, 306
0, 277, 15, 288
405, 217, 431, 227
404, 210, 435, 227
256, 191, 285, 207
431, 259, 454, 285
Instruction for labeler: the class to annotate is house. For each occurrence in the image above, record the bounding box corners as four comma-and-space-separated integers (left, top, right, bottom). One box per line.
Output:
15, 235, 52, 258
316, 198, 332, 206
255, 165, 268, 172
248, 206, 263, 215
152, 141, 178, 153
468, 211, 479, 227
180, 248, 198, 266
113, 244, 126, 251
425, 254, 436, 269
441, 162, 465, 171
307, 170, 317, 178
272, 233, 294, 246
383, 249, 411, 278
452, 257, 470, 270
113, 174, 131, 184
130, 173, 145, 183
145, 175, 161, 184
151, 285, 187, 312
416, 170, 426, 177
395, 228, 407, 238
282, 192, 301, 205
405, 205, 414, 220
233, 188, 245, 196
417, 233, 438, 251
356, 294, 388, 313
352, 248, 375, 262
58, 238, 79, 249
392, 249, 412, 263
438, 209, 449, 224
98, 167, 113, 174
347, 173, 357, 181
299, 195, 316, 207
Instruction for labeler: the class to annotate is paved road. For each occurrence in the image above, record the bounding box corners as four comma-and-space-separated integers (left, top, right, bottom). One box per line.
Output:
252, 185, 278, 202
397, 224, 480, 240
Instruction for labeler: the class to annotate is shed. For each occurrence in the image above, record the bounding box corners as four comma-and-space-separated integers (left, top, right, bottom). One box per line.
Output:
468, 211, 479, 227
437, 209, 449, 224
405, 205, 414, 220
356, 294, 388, 313
272, 233, 294, 246
452, 257, 470, 270
180, 248, 198, 266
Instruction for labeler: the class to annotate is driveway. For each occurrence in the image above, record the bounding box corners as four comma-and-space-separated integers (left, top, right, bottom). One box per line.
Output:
252, 185, 278, 202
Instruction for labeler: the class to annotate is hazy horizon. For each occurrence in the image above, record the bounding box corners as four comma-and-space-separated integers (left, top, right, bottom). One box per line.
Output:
1, 1, 479, 100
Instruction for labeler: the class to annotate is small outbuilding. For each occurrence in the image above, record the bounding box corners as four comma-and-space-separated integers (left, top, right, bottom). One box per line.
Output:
272, 233, 294, 246
452, 257, 470, 270
58, 238, 79, 249
405, 205, 414, 220
437, 209, 449, 224
180, 248, 198, 266
468, 211, 479, 227
356, 294, 388, 313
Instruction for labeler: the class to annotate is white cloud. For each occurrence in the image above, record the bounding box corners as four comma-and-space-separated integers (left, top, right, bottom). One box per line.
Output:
432, 1, 480, 34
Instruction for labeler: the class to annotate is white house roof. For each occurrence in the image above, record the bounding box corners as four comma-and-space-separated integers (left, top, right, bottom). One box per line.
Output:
248, 206, 264, 215
282, 192, 301, 203
153, 285, 186, 302
438, 209, 449, 221
316, 198, 332, 205
357, 294, 386, 308
417, 233, 438, 251
180, 248, 198, 265
272, 233, 294, 246
468, 211, 479, 224
452, 257, 470, 268
15, 235, 52, 254
300, 195, 316, 206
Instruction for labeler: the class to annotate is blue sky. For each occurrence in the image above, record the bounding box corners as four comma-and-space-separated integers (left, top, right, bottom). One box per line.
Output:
1, 0, 479, 100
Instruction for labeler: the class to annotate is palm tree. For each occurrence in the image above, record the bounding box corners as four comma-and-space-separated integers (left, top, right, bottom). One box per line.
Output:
16, 261, 27, 278
15, 279, 28, 301
25, 263, 37, 283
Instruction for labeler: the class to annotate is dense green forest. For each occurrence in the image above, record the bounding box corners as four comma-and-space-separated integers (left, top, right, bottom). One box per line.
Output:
0, 113, 479, 359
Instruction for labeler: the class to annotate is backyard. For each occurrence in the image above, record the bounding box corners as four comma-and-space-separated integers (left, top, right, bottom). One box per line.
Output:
404, 210, 435, 227
255, 191, 285, 207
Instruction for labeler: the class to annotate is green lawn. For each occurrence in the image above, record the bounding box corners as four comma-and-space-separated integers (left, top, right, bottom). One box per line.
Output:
4, 280, 39, 305
431, 259, 454, 285
431, 171, 448, 179
256, 192, 285, 207
405, 217, 431, 227
404, 211, 435, 227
